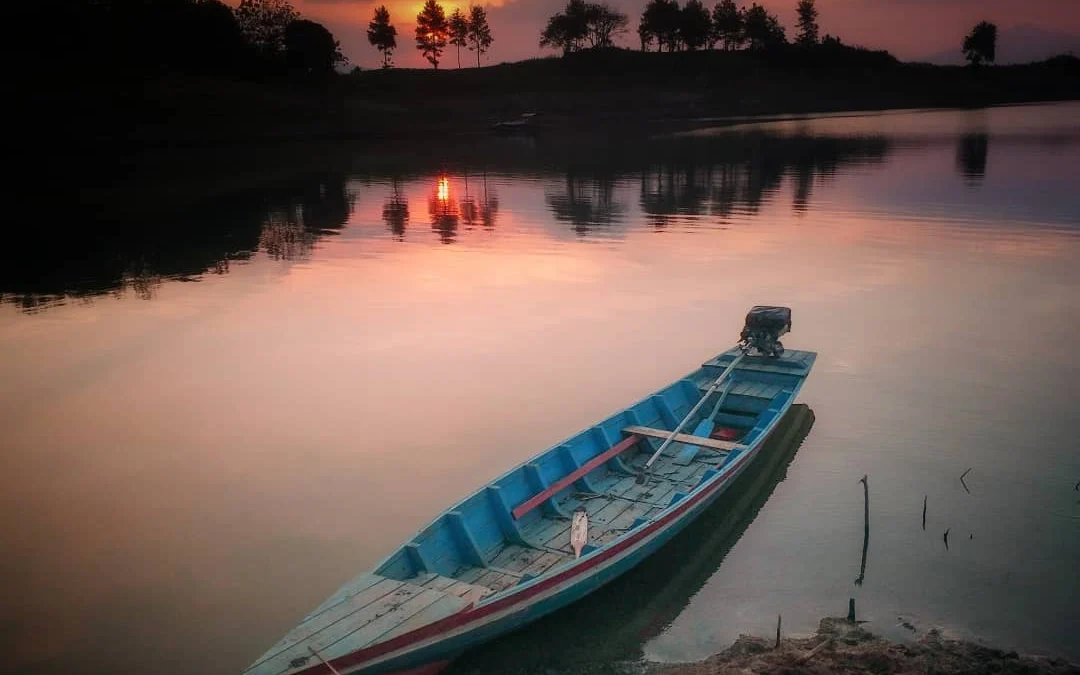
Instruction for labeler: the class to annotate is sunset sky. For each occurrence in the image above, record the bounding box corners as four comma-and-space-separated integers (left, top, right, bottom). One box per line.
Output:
228, 0, 1080, 69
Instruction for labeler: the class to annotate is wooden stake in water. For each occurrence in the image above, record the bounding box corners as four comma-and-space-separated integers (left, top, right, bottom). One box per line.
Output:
855, 475, 869, 586
922, 495, 927, 531
847, 598, 856, 622
775, 614, 782, 649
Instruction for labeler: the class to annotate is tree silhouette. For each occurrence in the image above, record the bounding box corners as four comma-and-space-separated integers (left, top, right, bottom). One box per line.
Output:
184, 0, 247, 72
235, 0, 298, 56
640, 0, 682, 52
467, 6, 494, 67
43, 0, 358, 77
639, 21, 654, 51
962, 21, 997, 66
147, 0, 248, 73
680, 0, 712, 51
284, 19, 345, 74
710, 0, 742, 50
795, 0, 819, 45
541, 0, 625, 53
367, 6, 397, 68
415, 0, 449, 69
743, 3, 785, 50
448, 9, 469, 68
541, 0, 591, 55
586, 3, 630, 48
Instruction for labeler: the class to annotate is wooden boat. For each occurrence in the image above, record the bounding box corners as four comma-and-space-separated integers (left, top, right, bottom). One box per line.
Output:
243, 342, 816, 675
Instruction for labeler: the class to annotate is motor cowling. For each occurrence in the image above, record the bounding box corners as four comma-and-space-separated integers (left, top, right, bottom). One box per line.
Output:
739, 306, 791, 358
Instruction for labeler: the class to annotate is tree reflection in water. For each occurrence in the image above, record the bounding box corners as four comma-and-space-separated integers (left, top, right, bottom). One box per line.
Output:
429, 176, 460, 244
383, 179, 410, 241
260, 174, 353, 260
956, 133, 989, 187
638, 133, 890, 227
545, 172, 623, 235
1, 132, 892, 311
0, 170, 354, 312
458, 171, 500, 233
478, 174, 499, 231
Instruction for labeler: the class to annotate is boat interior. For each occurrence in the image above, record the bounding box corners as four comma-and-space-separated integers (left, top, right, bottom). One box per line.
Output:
244, 349, 815, 675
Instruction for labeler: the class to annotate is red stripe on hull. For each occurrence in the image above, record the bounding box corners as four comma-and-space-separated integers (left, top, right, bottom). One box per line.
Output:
511, 434, 643, 519
300, 425, 776, 675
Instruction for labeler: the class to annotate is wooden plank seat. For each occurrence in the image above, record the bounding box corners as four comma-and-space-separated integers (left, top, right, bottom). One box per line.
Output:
705, 350, 814, 374
697, 379, 785, 398
511, 422, 745, 522
622, 425, 743, 452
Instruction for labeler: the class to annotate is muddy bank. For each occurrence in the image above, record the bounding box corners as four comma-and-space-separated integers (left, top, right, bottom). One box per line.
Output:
647, 617, 1079, 675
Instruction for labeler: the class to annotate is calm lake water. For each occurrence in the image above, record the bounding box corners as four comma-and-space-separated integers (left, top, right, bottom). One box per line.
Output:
2, 102, 1079, 675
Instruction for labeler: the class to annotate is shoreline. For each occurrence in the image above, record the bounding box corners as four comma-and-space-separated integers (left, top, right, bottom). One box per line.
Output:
29, 50, 1078, 155
645, 617, 1079, 675
49, 95, 1078, 222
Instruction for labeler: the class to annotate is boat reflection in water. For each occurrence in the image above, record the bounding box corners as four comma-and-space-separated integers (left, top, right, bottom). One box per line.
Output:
447, 404, 816, 675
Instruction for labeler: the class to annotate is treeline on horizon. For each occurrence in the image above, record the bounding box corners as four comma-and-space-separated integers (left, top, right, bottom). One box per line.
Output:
36, 0, 1074, 82
21, 0, 1080, 160
38, 0, 346, 79
360, 0, 1020, 71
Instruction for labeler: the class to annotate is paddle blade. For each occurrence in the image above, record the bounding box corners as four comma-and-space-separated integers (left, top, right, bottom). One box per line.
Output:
570, 509, 588, 559
675, 419, 716, 465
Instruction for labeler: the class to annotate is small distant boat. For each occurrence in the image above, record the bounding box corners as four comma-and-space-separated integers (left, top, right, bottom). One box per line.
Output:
243, 307, 815, 675
491, 112, 537, 132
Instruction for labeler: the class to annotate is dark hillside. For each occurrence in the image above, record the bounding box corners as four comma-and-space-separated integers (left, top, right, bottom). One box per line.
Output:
54, 48, 1080, 151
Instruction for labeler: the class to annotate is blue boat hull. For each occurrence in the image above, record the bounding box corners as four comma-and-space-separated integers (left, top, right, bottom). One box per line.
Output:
368, 400, 788, 674
243, 348, 816, 675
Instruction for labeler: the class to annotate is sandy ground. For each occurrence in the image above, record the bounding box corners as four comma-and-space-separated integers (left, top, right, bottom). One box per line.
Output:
647, 617, 1079, 675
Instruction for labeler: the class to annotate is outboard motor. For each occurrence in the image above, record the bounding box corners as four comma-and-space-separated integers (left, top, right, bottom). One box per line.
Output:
738, 306, 791, 358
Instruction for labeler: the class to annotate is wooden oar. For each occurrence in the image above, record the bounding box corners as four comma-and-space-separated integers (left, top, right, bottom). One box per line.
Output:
570, 509, 588, 559
675, 378, 735, 465
636, 352, 745, 484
